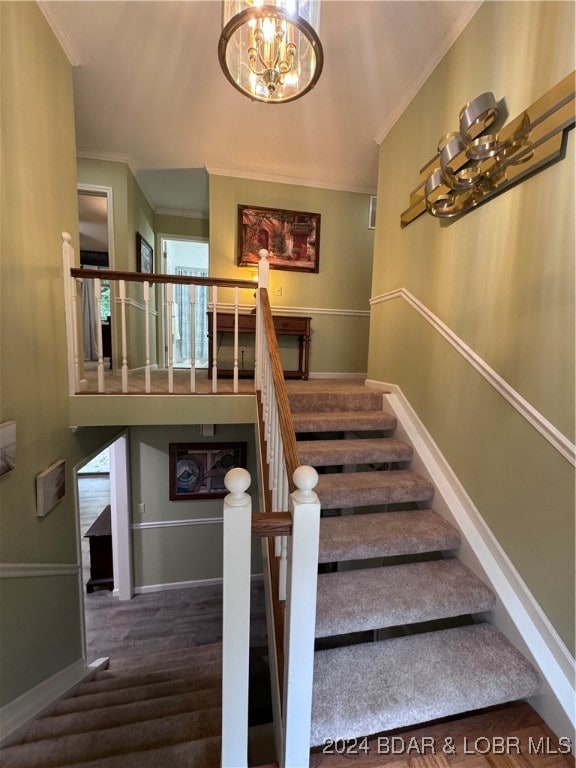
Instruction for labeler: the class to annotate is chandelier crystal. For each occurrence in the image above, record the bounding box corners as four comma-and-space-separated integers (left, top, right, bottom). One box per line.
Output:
218, 1, 323, 104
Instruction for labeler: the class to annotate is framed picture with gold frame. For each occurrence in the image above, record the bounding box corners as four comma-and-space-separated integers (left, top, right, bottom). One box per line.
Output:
237, 205, 320, 273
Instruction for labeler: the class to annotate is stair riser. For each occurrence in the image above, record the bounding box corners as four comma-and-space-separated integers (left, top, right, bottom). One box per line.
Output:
1, 710, 222, 768
24, 690, 222, 743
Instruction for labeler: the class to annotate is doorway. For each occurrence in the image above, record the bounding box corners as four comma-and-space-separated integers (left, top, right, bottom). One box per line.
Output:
161, 236, 209, 368
75, 433, 132, 662
77, 186, 114, 369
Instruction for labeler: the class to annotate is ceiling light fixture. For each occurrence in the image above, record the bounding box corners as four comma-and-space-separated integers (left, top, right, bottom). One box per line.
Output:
218, 0, 323, 104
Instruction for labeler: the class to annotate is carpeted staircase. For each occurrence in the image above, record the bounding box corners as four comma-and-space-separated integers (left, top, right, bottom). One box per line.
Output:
0, 644, 223, 767
289, 385, 541, 747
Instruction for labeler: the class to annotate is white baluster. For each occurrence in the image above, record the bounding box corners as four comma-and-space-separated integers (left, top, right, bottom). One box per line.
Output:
222, 468, 252, 768
94, 277, 105, 393
143, 281, 151, 393
190, 284, 196, 393
212, 285, 218, 393
119, 280, 128, 393
166, 283, 174, 394
282, 466, 321, 768
233, 285, 239, 394
61, 233, 76, 394
71, 277, 81, 393
278, 535, 288, 602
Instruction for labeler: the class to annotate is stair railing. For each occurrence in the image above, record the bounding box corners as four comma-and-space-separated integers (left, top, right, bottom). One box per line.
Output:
222, 465, 320, 768
222, 260, 321, 767
61, 232, 256, 394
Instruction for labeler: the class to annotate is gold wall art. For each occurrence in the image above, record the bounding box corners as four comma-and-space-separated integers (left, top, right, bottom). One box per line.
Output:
401, 71, 575, 227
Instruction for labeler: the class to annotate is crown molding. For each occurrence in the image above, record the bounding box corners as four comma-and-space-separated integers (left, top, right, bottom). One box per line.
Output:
206, 166, 376, 196
76, 150, 137, 176
372, 1, 484, 146
155, 207, 208, 220
38, 2, 82, 67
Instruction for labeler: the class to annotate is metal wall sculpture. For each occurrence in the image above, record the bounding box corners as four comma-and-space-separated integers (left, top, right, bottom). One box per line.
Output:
401, 71, 575, 227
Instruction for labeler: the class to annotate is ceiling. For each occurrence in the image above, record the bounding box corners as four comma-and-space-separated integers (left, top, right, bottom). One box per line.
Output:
42, 0, 482, 216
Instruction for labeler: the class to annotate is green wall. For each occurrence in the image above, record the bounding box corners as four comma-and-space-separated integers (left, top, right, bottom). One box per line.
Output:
155, 213, 209, 243
0, 3, 119, 707
129, 424, 261, 588
368, 1, 575, 652
209, 174, 373, 374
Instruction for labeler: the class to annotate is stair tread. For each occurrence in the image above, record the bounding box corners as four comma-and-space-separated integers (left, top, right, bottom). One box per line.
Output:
298, 438, 412, 467
53, 680, 222, 715
288, 390, 384, 413
0, 709, 221, 768
311, 623, 540, 746
46, 736, 221, 768
293, 410, 396, 433
319, 509, 460, 562
316, 559, 496, 637
24, 688, 221, 743
79, 661, 220, 695
315, 469, 434, 509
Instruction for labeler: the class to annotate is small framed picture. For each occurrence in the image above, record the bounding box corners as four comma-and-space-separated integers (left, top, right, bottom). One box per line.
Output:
36, 459, 66, 517
136, 232, 153, 273
237, 205, 320, 273
169, 442, 247, 501
0, 421, 16, 477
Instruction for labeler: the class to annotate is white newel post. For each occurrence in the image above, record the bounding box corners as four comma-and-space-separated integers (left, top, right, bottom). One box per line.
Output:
221, 468, 252, 768
255, 249, 269, 392
62, 232, 79, 394
283, 466, 321, 768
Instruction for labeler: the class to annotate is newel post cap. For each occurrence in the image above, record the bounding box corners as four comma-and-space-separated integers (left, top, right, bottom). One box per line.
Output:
292, 465, 319, 503
258, 249, 269, 260
62, 232, 72, 244
224, 467, 251, 506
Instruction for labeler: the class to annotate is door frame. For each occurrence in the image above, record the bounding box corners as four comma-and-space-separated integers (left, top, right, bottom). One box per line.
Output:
157, 234, 209, 369
74, 429, 132, 662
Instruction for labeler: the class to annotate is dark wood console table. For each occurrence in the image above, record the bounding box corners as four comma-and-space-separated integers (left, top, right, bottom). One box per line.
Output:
84, 505, 114, 593
208, 312, 311, 380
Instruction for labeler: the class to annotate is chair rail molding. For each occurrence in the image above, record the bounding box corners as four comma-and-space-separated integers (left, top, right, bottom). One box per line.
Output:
369, 288, 575, 465
0, 563, 80, 579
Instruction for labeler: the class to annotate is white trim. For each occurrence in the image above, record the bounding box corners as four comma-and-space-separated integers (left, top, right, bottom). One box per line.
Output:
0, 657, 108, 745
206, 166, 375, 196
77, 150, 137, 176
134, 573, 263, 595
37, 2, 82, 66
212, 302, 370, 318
156, 208, 208, 220
366, 379, 575, 740
133, 517, 223, 530
110, 435, 132, 602
372, 2, 484, 145
0, 563, 79, 579
370, 289, 575, 465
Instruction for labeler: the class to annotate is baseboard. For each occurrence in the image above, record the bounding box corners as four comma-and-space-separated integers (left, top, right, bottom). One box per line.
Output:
366, 379, 575, 741
309, 372, 367, 380
134, 573, 264, 594
0, 656, 109, 746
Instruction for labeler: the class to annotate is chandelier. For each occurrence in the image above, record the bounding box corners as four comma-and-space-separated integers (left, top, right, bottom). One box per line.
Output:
218, 1, 323, 104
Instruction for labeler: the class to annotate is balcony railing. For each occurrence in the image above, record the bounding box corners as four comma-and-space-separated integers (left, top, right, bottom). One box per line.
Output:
61, 232, 261, 395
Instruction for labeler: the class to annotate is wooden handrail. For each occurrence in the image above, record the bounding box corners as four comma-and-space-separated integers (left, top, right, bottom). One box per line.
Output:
251, 512, 292, 537
70, 267, 256, 290
259, 287, 300, 492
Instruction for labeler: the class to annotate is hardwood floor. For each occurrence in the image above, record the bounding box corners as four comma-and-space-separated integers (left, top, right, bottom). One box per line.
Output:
308, 704, 574, 768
